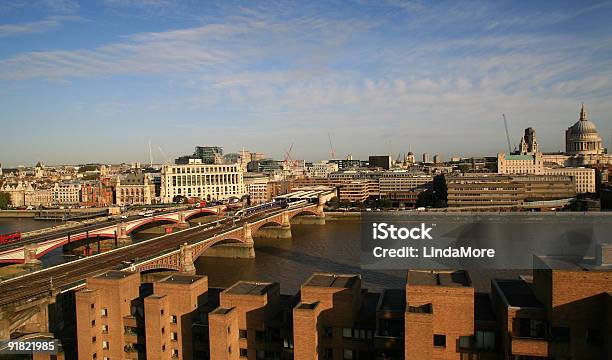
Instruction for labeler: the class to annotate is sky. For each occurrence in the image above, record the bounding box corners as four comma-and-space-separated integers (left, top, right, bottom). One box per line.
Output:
1, 0, 612, 167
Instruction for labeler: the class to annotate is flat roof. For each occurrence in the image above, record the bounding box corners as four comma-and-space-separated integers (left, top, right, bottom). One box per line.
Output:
304, 273, 359, 289
95, 270, 134, 280
160, 274, 204, 285
407, 270, 471, 287
211, 307, 233, 315
493, 279, 543, 308
225, 281, 277, 296
536, 255, 612, 271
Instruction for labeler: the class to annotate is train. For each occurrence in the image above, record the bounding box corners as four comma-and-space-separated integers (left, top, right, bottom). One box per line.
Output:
0, 232, 22, 245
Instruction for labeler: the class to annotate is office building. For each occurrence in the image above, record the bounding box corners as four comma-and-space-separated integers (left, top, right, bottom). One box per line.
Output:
446, 175, 525, 207
368, 156, 392, 170
543, 167, 596, 194
161, 163, 246, 203
510, 175, 575, 201
243, 173, 270, 205
114, 172, 156, 206
379, 175, 433, 206
497, 153, 544, 175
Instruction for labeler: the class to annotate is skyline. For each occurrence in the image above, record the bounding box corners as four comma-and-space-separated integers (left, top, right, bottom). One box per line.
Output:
2, 0, 612, 166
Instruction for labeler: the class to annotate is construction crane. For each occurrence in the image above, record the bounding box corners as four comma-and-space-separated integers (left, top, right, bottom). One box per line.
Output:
328, 133, 336, 159
502, 114, 513, 154
283, 143, 294, 166
158, 146, 171, 165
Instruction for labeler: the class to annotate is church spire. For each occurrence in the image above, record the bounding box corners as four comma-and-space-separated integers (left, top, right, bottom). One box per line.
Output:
579, 102, 587, 121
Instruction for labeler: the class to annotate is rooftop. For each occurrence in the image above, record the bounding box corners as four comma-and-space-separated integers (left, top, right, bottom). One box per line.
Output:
407, 270, 471, 287
225, 281, 277, 296
161, 274, 204, 285
493, 279, 543, 308
536, 254, 612, 271
211, 307, 233, 315
95, 270, 134, 280
304, 273, 360, 289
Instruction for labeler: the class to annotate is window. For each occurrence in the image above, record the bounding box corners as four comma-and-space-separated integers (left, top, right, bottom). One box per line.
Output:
92, 353, 97, 359
323, 348, 333, 359
92, 336, 96, 343
343, 349, 354, 360
227, 326, 231, 334
324, 327, 333, 338
162, 327, 165, 334
161, 309, 164, 315
91, 319, 96, 326
171, 332, 177, 341
240, 348, 248, 357
283, 337, 294, 349
101, 308, 108, 317
342, 328, 352, 338
102, 325, 108, 333
239, 330, 247, 339
91, 303, 95, 309
434, 334, 446, 347
170, 315, 177, 324
102, 341, 109, 350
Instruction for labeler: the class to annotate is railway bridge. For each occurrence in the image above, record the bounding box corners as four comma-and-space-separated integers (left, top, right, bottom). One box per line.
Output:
0, 201, 325, 344
0, 206, 225, 264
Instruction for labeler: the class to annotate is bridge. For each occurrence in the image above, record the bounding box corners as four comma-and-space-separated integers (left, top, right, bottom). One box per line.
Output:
0, 206, 225, 264
0, 200, 325, 341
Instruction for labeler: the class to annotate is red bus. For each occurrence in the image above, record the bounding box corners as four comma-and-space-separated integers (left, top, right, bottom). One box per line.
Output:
0, 232, 22, 244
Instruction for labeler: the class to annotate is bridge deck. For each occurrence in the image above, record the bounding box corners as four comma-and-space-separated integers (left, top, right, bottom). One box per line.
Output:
0, 204, 316, 308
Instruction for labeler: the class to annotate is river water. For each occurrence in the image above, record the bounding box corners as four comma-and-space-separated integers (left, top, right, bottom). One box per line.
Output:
3, 215, 609, 294
0, 218, 62, 234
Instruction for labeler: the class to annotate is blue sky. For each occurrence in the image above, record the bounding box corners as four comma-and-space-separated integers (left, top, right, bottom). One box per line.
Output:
1, 0, 611, 166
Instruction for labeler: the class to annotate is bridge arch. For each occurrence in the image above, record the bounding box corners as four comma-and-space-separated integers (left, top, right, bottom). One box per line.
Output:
288, 209, 319, 219
126, 217, 179, 234
191, 235, 245, 260
251, 219, 284, 234
184, 209, 219, 221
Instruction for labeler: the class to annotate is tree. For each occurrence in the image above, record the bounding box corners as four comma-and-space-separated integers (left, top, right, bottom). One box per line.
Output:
0, 192, 11, 210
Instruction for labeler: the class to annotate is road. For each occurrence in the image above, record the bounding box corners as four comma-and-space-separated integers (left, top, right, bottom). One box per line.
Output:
0, 206, 285, 308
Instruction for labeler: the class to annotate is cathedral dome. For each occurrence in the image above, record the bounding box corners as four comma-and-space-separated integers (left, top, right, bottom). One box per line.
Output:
565, 103, 604, 155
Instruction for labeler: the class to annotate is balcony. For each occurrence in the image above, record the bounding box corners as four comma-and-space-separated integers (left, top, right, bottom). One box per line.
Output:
123, 315, 137, 328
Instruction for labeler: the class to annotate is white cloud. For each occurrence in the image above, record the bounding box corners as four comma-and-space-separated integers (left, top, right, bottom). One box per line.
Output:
0, 15, 82, 37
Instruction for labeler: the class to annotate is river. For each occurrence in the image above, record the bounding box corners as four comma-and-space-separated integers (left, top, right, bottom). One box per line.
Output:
3, 215, 609, 294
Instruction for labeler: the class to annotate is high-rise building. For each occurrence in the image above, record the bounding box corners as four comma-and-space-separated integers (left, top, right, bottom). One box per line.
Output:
433, 154, 442, 164
422, 153, 431, 164
75, 271, 211, 360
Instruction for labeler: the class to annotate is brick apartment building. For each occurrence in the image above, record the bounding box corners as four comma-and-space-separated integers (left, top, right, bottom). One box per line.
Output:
74, 251, 611, 360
